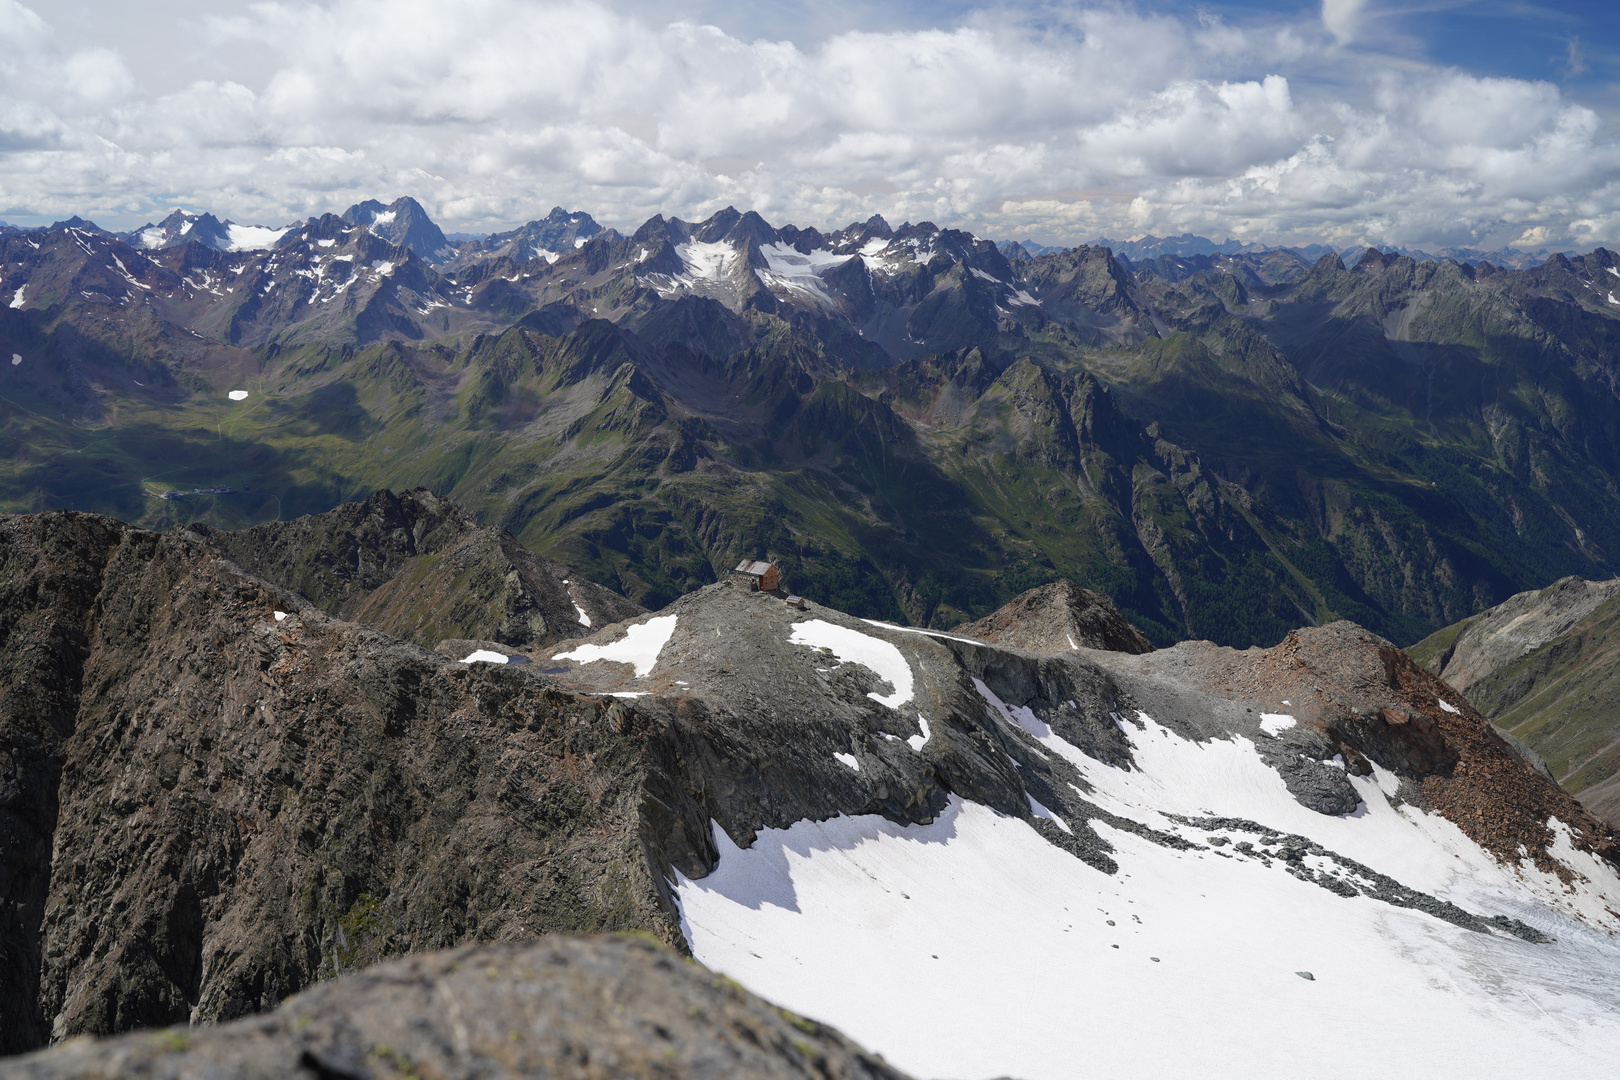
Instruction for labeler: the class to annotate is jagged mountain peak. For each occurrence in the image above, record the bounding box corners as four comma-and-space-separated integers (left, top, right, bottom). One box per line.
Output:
341, 195, 454, 263
124, 208, 293, 253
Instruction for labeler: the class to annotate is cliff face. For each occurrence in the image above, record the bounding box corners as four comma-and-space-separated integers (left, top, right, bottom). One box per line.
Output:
0, 511, 676, 1054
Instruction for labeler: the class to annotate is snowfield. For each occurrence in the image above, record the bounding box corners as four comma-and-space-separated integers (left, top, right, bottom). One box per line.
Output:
677, 699, 1620, 1079
789, 619, 914, 707
225, 223, 291, 251
553, 614, 677, 677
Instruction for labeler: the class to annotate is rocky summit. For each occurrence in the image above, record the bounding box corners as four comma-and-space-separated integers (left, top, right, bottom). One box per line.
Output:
7, 496, 1620, 1078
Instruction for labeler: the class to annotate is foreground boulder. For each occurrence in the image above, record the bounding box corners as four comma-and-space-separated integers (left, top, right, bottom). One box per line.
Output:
0, 936, 911, 1080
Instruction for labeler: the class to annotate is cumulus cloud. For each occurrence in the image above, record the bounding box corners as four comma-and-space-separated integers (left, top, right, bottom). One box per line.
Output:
0, 0, 1614, 251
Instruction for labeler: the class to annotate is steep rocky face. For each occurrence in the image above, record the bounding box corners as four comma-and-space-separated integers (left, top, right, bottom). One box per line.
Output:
951, 579, 1155, 654
2, 936, 910, 1080
0, 511, 678, 1054
1410, 577, 1620, 827
188, 489, 643, 650
1409, 575, 1620, 692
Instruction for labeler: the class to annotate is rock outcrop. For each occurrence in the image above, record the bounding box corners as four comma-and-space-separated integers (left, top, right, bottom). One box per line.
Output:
2, 936, 911, 1080
0, 511, 676, 1054
951, 579, 1154, 654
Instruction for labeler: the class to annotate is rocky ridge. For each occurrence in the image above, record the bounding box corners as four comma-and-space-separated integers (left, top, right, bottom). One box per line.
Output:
6, 499, 1620, 1068
1, 936, 907, 1080
0, 510, 679, 1053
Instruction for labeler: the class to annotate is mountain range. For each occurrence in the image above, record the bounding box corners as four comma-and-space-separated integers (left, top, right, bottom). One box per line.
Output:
3, 196, 1620, 660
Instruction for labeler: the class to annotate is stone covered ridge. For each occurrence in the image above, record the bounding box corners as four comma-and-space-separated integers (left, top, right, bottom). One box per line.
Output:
3, 936, 911, 1080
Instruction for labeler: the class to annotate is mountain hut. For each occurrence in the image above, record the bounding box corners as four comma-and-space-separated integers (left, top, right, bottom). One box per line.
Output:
731, 559, 780, 592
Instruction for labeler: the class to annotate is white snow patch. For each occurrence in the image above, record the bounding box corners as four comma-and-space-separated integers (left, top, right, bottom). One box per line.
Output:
790, 620, 913, 708
859, 619, 982, 645
1008, 288, 1042, 307
574, 236, 588, 248
371, 260, 396, 276
317, 238, 335, 248
605, 691, 649, 698
139, 227, 165, 249
834, 752, 860, 772
553, 614, 677, 678
1438, 699, 1461, 714
462, 649, 510, 664
677, 779, 1620, 1080
573, 602, 591, 627
368, 210, 397, 228
675, 239, 740, 283
756, 242, 855, 306
226, 223, 291, 250
227, 390, 249, 401
9, 285, 24, 308
974, 678, 1052, 743
1066, 633, 1078, 650
908, 715, 932, 752
1259, 713, 1297, 735
273, 611, 287, 621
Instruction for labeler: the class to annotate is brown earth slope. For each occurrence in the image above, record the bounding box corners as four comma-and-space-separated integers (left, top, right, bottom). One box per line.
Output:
1408, 577, 1620, 827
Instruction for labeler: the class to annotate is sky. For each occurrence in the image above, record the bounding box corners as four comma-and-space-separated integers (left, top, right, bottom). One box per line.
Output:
2, 0, 1617, 250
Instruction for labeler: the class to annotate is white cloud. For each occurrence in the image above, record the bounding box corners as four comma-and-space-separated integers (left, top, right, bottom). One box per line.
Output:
0, 0, 1614, 252
1320, 0, 1366, 45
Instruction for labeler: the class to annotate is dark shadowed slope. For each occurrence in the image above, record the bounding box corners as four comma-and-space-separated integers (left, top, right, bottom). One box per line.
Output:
188, 488, 644, 649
